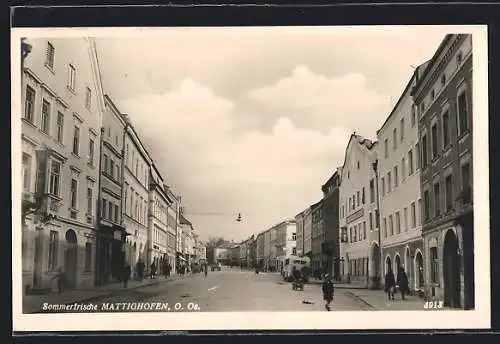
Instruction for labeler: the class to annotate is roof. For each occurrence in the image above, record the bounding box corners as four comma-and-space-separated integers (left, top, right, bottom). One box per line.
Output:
179, 214, 192, 226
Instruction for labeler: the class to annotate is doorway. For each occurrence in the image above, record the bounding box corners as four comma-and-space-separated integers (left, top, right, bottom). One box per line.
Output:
395, 254, 401, 275
415, 251, 424, 289
64, 229, 78, 289
443, 230, 461, 308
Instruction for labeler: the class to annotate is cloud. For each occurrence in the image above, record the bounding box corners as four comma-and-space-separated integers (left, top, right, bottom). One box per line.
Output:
118, 79, 350, 239
248, 65, 390, 138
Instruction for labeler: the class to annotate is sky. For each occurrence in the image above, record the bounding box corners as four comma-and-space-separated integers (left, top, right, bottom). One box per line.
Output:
94, 26, 452, 242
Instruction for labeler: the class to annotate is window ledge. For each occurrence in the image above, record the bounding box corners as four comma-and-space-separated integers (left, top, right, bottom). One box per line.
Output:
66, 85, 76, 95
53, 139, 65, 148
44, 63, 55, 75
22, 117, 37, 128
458, 130, 471, 144
71, 152, 81, 159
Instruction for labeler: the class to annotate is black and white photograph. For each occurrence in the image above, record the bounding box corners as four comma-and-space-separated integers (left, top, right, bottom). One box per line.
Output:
12, 25, 490, 331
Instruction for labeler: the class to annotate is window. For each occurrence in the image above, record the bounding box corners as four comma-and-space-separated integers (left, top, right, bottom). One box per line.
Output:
353, 195, 356, 209
68, 64, 76, 91
108, 202, 113, 221
408, 149, 414, 175
85, 87, 92, 109
461, 163, 471, 203
441, 74, 446, 87
389, 215, 394, 236
70, 179, 78, 209
362, 187, 365, 204
457, 88, 469, 135
349, 227, 353, 243
41, 100, 51, 134
357, 191, 360, 206
423, 190, 430, 221
88, 138, 95, 165
440, 110, 450, 149
384, 139, 388, 158
431, 123, 439, 159
400, 118, 405, 142
383, 218, 387, 238
411, 106, 416, 127
292, 232, 296, 241
395, 211, 401, 234
357, 161, 360, 169
369, 212, 373, 231
369, 179, 375, 203
415, 143, 420, 169
394, 166, 398, 187
434, 182, 441, 217
348, 197, 351, 211
102, 199, 107, 218
387, 172, 392, 193
56, 112, 64, 143
292, 247, 297, 255
421, 134, 428, 169
420, 101, 426, 116
110, 160, 115, 179
45, 42, 55, 69
445, 175, 453, 211
48, 230, 58, 271
430, 246, 438, 283
381, 177, 385, 196
22, 153, 32, 191
404, 207, 408, 231
418, 199, 423, 224
84, 242, 92, 271
86, 187, 92, 214
393, 128, 397, 150
24, 85, 35, 122
401, 157, 406, 180
73, 126, 80, 155
363, 221, 366, 240
411, 202, 417, 228
49, 161, 61, 196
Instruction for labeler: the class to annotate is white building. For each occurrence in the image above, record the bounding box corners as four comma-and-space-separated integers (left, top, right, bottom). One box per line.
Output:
338, 134, 379, 287
376, 62, 428, 292
21, 37, 105, 291
122, 117, 152, 274
148, 162, 172, 273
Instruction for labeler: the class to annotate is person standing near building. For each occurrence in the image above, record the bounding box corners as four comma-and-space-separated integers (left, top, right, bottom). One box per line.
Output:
322, 273, 334, 311
150, 261, 157, 279
385, 269, 396, 300
51, 268, 67, 295
136, 259, 145, 282
397, 266, 409, 300
123, 263, 131, 288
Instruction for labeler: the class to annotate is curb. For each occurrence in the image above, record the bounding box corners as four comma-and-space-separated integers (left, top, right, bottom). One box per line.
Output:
29, 276, 185, 313
345, 291, 376, 310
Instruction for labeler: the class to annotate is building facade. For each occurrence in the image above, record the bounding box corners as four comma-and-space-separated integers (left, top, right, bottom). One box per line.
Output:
376, 62, 429, 293
338, 134, 379, 287
148, 162, 172, 275
122, 117, 152, 276
311, 200, 325, 276
294, 211, 305, 257
95, 95, 127, 286
21, 38, 105, 291
321, 168, 341, 280
303, 206, 313, 258
412, 34, 474, 309
256, 233, 264, 268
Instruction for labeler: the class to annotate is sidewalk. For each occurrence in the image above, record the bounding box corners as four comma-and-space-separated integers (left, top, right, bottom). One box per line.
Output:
345, 288, 427, 310
22, 274, 186, 314
307, 278, 367, 289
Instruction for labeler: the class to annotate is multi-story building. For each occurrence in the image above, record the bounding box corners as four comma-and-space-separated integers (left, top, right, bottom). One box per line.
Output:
311, 200, 325, 276
376, 62, 429, 293
256, 233, 264, 268
95, 95, 127, 286
179, 214, 194, 270
321, 168, 342, 280
212, 247, 231, 265
21, 38, 105, 291
122, 116, 152, 275
295, 211, 305, 256
338, 134, 378, 287
263, 230, 271, 270
230, 244, 240, 266
164, 186, 179, 274
148, 162, 171, 274
303, 205, 313, 258
411, 34, 474, 309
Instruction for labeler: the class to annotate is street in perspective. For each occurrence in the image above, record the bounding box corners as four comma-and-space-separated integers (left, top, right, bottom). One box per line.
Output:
18, 28, 476, 315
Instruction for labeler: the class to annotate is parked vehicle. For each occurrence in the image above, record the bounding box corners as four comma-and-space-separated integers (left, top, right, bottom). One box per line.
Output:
283, 255, 311, 283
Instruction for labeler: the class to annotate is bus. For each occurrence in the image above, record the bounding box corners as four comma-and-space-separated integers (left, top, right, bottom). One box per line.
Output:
282, 255, 311, 282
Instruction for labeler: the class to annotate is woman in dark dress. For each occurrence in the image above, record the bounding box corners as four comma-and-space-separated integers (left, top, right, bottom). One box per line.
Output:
385, 269, 396, 300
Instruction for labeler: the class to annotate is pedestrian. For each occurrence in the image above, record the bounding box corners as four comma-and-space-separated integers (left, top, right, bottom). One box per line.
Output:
397, 266, 409, 300
150, 261, 157, 279
385, 269, 396, 300
123, 263, 131, 288
136, 259, 145, 282
322, 273, 334, 311
167, 263, 171, 277
51, 267, 67, 295
204, 263, 208, 278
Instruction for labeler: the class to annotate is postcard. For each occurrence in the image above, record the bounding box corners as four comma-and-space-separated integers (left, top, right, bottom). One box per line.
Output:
11, 25, 490, 331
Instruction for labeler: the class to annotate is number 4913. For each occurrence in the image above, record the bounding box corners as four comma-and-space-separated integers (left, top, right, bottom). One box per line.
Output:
424, 301, 444, 309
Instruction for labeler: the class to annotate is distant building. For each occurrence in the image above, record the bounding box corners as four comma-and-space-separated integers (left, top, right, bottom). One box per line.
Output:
311, 200, 325, 276
294, 211, 305, 256
321, 168, 342, 280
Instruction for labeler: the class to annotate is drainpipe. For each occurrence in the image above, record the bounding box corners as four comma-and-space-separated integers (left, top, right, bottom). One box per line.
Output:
372, 159, 383, 289
94, 126, 105, 286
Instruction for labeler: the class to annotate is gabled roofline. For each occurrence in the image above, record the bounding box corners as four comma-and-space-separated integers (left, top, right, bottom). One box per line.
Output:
104, 94, 128, 128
